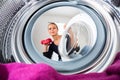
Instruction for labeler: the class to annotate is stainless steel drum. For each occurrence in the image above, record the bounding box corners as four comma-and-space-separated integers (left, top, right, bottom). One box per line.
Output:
0, 0, 120, 74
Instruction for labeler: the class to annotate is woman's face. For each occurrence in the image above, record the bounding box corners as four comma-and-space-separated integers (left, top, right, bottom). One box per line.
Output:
48, 24, 58, 36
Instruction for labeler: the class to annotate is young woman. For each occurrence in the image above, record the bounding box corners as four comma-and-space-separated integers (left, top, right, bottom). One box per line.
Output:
42, 22, 62, 61
41, 22, 80, 61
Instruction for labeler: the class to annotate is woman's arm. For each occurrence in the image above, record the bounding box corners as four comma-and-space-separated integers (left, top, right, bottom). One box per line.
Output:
43, 44, 53, 59
43, 44, 49, 52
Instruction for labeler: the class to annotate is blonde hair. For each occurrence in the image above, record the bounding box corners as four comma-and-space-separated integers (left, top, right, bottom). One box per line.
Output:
48, 22, 58, 30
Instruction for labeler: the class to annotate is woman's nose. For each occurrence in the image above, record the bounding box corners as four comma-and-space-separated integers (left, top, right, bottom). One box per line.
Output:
51, 29, 54, 31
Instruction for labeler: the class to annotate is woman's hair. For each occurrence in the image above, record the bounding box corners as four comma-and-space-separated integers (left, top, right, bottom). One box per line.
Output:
48, 22, 58, 29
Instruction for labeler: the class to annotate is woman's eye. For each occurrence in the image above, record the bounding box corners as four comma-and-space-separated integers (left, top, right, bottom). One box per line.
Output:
49, 28, 51, 30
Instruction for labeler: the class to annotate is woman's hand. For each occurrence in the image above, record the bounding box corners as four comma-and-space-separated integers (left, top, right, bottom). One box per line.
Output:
40, 38, 52, 52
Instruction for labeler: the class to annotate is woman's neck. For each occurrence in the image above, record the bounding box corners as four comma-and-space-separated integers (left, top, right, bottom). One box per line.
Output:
52, 35, 60, 40
52, 35, 61, 45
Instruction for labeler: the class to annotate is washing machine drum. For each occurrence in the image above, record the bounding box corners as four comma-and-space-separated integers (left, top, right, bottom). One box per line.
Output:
1, 0, 120, 74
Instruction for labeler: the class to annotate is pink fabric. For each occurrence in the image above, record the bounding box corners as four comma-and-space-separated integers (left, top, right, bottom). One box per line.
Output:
0, 52, 120, 80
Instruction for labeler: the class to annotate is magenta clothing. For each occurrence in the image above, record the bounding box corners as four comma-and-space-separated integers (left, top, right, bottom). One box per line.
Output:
0, 52, 120, 80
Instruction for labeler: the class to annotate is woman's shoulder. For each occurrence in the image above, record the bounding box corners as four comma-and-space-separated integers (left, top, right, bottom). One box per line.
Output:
50, 42, 56, 46
50, 42, 58, 48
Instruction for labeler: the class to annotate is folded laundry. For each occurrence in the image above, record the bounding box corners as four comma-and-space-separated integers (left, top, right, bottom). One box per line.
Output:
0, 52, 120, 80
